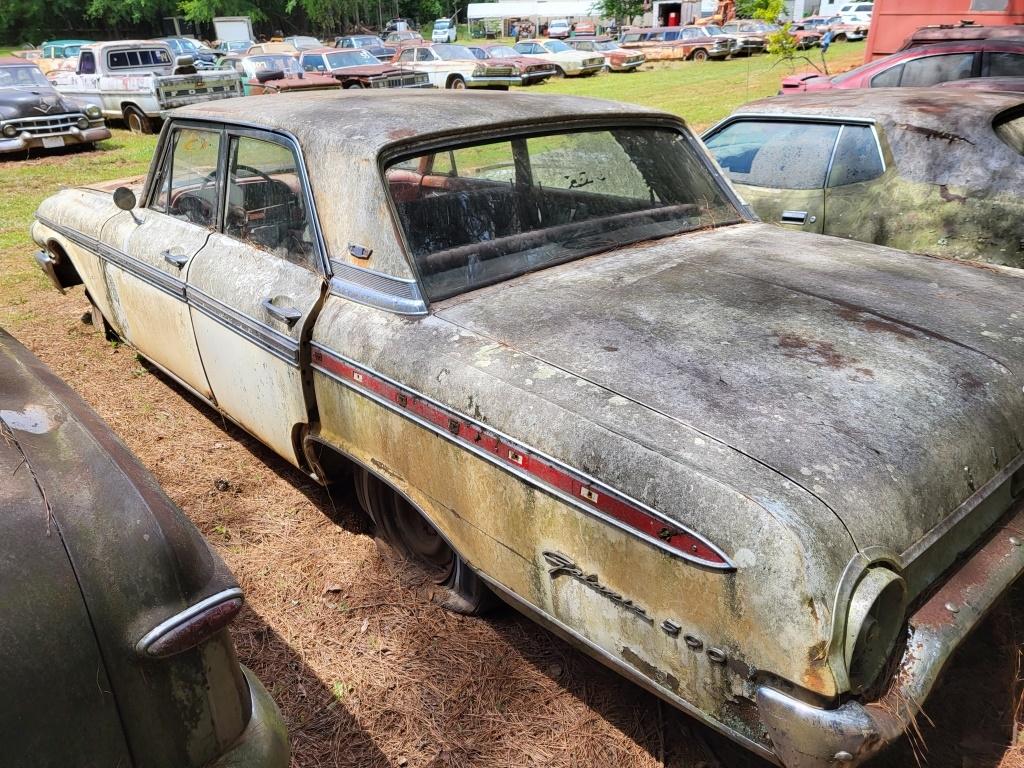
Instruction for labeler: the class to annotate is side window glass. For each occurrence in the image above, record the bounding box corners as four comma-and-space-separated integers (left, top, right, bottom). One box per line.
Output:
988, 52, 1024, 77
152, 128, 221, 227
416, 48, 433, 61
705, 121, 840, 189
899, 53, 974, 87
870, 63, 903, 87
78, 52, 96, 74
109, 51, 128, 68
225, 136, 315, 265
827, 125, 884, 187
398, 48, 415, 62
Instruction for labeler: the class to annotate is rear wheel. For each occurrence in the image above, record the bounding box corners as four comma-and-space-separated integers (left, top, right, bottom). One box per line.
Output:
691, 48, 709, 62
447, 75, 467, 89
123, 105, 152, 134
354, 468, 494, 615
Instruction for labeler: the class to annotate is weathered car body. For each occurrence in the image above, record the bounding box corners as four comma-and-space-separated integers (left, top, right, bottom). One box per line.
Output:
900, 22, 1024, 50
0, 328, 288, 768
794, 15, 868, 41
703, 88, 1024, 266
299, 47, 431, 88
244, 42, 299, 56
392, 43, 520, 89
618, 26, 733, 61
334, 35, 397, 63
938, 75, 1024, 91
0, 57, 110, 154
160, 36, 219, 68
30, 89, 1024, 768
512, 38, 605, 74
781, 39, 1024, 92
37, 38, 92, 75
219, 53, 340, 95
466, 44, 558, 84
565, 37, 646, 71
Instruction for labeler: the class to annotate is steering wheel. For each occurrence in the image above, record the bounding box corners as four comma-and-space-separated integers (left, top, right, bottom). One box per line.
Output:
170, 169, 218, 225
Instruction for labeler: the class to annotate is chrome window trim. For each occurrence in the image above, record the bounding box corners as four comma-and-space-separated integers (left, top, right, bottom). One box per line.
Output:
328, 259, 427, 316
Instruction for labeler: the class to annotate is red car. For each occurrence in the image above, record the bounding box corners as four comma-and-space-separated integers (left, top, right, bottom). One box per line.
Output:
465, 44, 557, 85
781, 39, 1024, 92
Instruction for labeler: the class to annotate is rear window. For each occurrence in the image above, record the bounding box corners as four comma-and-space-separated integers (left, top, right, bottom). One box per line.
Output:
108, 48, 172, 69
385, 127, 740, 301
705, 120, 840, 189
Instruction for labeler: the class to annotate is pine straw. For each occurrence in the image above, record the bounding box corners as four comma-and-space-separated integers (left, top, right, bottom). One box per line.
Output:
12, 286, 1024, 768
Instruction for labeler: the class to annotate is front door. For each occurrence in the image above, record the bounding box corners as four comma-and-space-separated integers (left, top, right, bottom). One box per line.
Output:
186, 129, 326, 465
100, 123, 221, 398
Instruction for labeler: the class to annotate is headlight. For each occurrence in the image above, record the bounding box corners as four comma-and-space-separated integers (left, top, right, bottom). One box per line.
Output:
85, 104, 102, 119
472, 65, 486, 76
2, 123, 17, 138
76, 116, 90, 130
844, 567, 907, 692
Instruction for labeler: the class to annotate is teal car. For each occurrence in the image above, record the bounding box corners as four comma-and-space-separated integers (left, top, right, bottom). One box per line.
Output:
40, 39, 93, 59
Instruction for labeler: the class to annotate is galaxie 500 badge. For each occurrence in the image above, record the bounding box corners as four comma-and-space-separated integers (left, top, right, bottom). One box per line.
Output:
543, 551, 652, 623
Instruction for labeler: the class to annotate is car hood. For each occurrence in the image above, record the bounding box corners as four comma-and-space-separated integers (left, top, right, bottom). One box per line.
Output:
0, 86, 81, 120
434, 222, 1024, 558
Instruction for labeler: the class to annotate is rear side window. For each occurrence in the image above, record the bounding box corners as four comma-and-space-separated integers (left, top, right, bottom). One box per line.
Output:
994, 107, 1024, 156
898, 53, 974, 86
827, 125, 884, 187
705, 121, 840, 189
870, 63, 902, 87
988, 52, 1024, 77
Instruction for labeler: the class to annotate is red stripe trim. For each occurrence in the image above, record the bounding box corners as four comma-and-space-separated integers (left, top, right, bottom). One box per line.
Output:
312, 346, 732, 569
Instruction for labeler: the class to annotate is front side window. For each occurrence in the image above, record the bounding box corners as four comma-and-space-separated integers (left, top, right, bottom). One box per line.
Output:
398, 48, 416, 62
385, 127, 741, 301
705, 120, 841, 189
150, 127, 222, 228
225, 136, 315, 264
988, 52, 1024, 77
302, 54, 326, 71
416, 48, 435, 61
827, 125, 884, 187
898, 53, 974, 87
78, 51, 96, 74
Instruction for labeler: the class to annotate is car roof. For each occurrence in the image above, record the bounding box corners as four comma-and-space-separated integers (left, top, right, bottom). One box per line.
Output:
174, 90, 666, 156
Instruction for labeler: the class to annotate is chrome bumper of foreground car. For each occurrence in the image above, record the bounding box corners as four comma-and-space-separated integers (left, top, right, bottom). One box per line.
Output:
207, 666, 289, 768
757, 501, 1024, 768
0, 126, 110, 153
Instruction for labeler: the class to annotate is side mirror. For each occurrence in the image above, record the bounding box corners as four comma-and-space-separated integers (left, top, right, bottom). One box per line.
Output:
174, 54, 195, 68
113, 186, 137, 211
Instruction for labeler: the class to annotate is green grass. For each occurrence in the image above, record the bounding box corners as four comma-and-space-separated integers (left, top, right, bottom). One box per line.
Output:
534, 40, 866, 131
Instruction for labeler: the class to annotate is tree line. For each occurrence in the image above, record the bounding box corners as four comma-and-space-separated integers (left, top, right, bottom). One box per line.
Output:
1, 0, 454, 46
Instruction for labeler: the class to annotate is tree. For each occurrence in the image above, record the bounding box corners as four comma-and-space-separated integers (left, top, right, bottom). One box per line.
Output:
596, 0, 644, 25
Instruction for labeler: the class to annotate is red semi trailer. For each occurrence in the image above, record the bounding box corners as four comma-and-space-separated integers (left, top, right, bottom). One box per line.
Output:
865, 0, 1024, 60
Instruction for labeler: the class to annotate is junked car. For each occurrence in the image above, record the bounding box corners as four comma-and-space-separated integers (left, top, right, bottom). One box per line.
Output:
565, 37, 646, 71
617, 27, 733, 61
49, 40, 243, 133
900, 23, 1024, 50
431, 18, 458, 43
30, 89, 1024, 768
546, 18, 572, 39
703, 88, 1024, 265
385, 30, 424, 46
300, 47, 431, 88
335, 34, 397, 62
283, 35, 323, 51
781, 39, 1024, 92
794, 15, 868, 41
37, 38, 92, 74
465, 44, 558, 85
160, 36, 219, 68
0, 328, 289, 768
512, 38, 605, 75
0, 57, 109, 155
219, 53, 340, 95
392, 43, 519, 89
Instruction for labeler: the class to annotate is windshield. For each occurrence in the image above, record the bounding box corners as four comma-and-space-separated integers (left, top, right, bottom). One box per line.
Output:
705, 25, 725, 35
434, 44, 474, 60
292, 36, 320, 47
550, 21, 569, 28
435, 20, 450, 28
327, 50, 377, 67
489, 46, 518, 57
0, 65, 52, 89
544, 40, 571, 52
594, 41, 617, 50
247, 55, 302, 75
385, 127, 741, 301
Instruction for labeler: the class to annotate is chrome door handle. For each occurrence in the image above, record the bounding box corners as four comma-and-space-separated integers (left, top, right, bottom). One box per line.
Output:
781, 210, 808, 224
261, 298, 302, 327
162, 249, 188, 269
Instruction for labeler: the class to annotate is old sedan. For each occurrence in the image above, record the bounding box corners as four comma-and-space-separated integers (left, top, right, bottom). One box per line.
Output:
0, 328, 288, 767
299, 47, 431, 89
703, 88, 1024, 266
782, 39, 1024, 92
219, 53, 340, 95
513, 38, 605, 75
0, 57, 110, 154
465, 44, 558, 85
29, 90, 1024, 768
392, 43, 519, 89
565, 37, 646, 71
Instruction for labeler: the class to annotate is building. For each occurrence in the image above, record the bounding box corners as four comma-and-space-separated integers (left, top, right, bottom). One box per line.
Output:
865, 0, 1024, 59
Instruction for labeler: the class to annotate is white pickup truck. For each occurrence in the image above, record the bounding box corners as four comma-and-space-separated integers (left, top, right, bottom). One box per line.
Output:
49, 40, 242, 133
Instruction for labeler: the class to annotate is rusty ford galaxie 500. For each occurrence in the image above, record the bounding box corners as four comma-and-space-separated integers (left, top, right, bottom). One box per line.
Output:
29, 90, 1024, 767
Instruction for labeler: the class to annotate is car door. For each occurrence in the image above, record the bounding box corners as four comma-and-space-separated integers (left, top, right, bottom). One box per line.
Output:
821, 123, 889, 243
99, 122, 220, 399
185, 128, 326, 466
704, 118, 838, 233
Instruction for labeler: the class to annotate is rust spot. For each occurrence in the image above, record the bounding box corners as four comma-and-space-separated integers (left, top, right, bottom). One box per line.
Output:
602, 345, 619, 352
897, 123, 975, 145
938, 184, 967, 204
855, 367, 875, 378
386, 128, 417, 140
775, 332, 855, 370
837, 307, 917, 340
620, 646, 681, 693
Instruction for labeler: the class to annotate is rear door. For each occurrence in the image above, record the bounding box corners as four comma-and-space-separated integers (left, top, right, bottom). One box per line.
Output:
822, 122, 890, 243
100, 122, 220, 398
186, 127, 326, 465
704, 118, 838, 233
